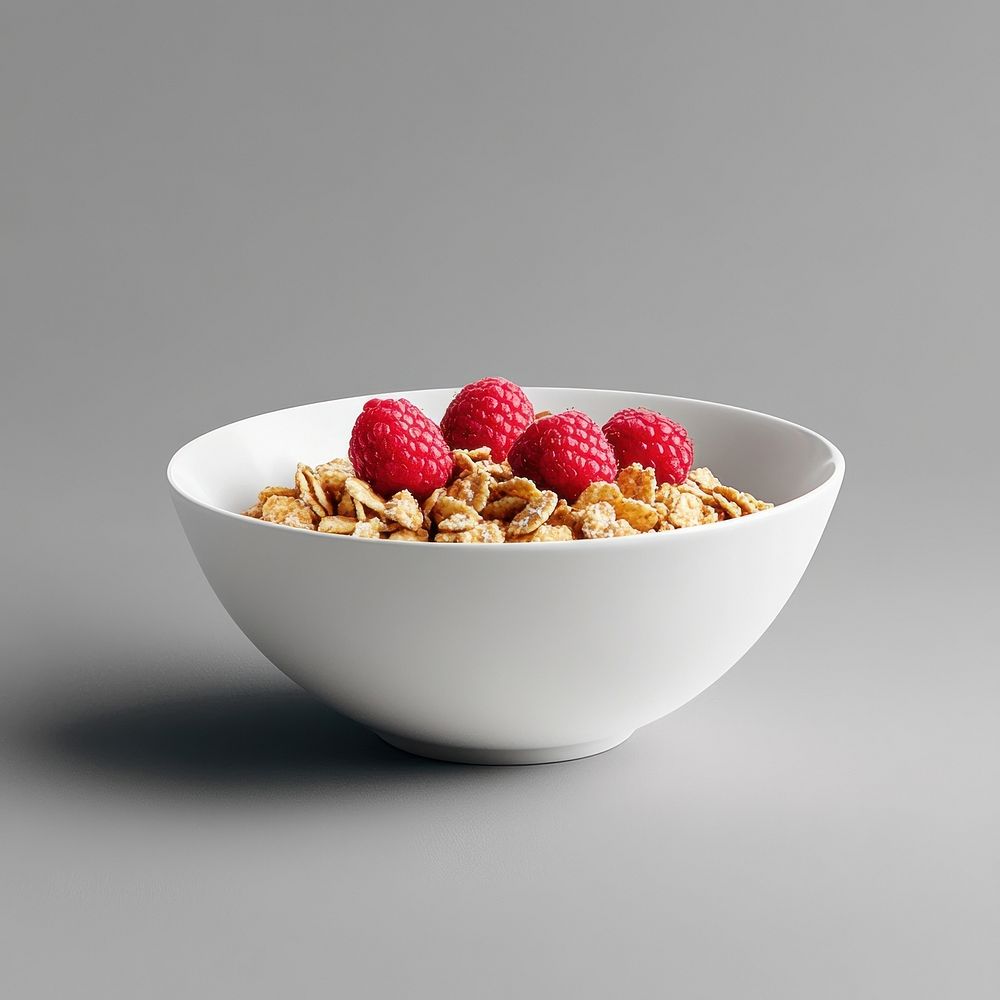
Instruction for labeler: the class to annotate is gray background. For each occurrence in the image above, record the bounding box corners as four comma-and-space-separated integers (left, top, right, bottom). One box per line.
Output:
2, 2, 997, 997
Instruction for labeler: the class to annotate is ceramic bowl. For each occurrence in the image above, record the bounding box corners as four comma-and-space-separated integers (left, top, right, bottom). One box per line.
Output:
167, 388, 844, 764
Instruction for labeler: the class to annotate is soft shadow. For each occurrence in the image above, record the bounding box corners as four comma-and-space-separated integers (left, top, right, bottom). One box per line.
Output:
32, 686, 462, 795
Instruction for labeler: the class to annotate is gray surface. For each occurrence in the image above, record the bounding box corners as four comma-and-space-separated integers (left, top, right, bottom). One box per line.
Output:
2, 2, 997, 997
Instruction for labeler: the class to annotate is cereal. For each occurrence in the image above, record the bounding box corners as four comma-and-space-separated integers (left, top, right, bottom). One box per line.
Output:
482, 495, 527, 520
422, 488, 446, 530
296, 464, 334, 518
654, 483, 681, 508
317, 515, 358, 534
315, 458, 354, 498
688, 467, 722, 492
579, 501, 618, 539
510, 523, 574, 543
617, 464, 656, 505
244, 453, 771, 543
483, 461, 513, 481
573, 481, 622, 510
613, 496, 659, 532
431, 493, 482, 531
448, 467, 492, 512
547, 499, 576, 529
435, 521, 505, 543
384, 490, 422, 530
714, 484, 769, 515
345, 477, 386, 518
495, 477, 542, 501
711, 490, 743, 519
388, 528, 430, 541
610, 519, 639, 536
676, 481, 717, 506
506, 490, 558, 537
259, 485, 298, 504
469, 521, 506, 543
337, 492, 357, 518
453, 447, 492, 474
667, 492, 704, 528
261, 495, 316, 530
438, 511, 482, 532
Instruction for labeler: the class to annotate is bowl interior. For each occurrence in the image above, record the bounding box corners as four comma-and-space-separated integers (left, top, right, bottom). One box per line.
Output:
168, 388, 840, 516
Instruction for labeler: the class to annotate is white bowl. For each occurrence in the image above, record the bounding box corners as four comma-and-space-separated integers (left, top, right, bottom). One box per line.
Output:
168, 388, 844, 764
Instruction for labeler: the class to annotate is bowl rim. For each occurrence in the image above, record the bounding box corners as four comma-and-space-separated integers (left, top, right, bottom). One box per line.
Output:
167, 386, 845, 547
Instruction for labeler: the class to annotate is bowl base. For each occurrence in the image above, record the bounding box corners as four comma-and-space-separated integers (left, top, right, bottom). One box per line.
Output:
375, 729, 634, 765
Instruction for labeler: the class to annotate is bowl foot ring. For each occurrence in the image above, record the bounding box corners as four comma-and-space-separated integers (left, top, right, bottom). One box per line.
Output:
374, 730, 635, 765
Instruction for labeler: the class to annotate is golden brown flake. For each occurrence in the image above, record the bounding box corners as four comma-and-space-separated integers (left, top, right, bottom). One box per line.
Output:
314, 459, 354, 502
547, 499, 576, 529
317, 515, 358, 534
448, 467, 492, 512
345, 477, 386, 518
433, 494, 482, 526
573, 481, 622, 510
610, 519, 639, 536
506, 489, 558, 537
434, 521, 505, 544
420, 488, 444, 530
260, 495, 316, 530
482, 495, 527, 520
484, 461, 513, 481
714, 484, 765, 516
654, 483, 681, 508
296, 464, 334, 518
510, 523, 574, 543
387, 528, 430, 541
467, 468, 493, 511
495, 477, 542, 501
452, 447, 492, 475
258, 485, 298, 504
617, 464, 656, 505
711, 491, 742, 519
438, 511, 482, 532
337, 492, 356, 518
688, 467, 722, 493
579, 501, 619, 539
613, 497, 659, 532
667, 492, 705, 528
469, 521, 505, 543
384, 490, 422, 530
676, 478, 714, 500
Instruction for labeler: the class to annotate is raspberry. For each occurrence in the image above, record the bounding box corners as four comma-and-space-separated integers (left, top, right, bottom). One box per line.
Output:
440, 377, 534, 462
602, 407, 694, 485
348, 398, 453, 501
509, 410, 618, 502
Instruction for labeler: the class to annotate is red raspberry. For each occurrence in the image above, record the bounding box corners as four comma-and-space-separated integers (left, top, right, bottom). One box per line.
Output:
602, 407, 694, 485
348, 397, 453, 500
509, 410, 618, 501
440, 377, 534, 462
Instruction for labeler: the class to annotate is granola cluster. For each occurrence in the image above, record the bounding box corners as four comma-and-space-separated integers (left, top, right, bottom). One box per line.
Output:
240, 449, 772, 542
